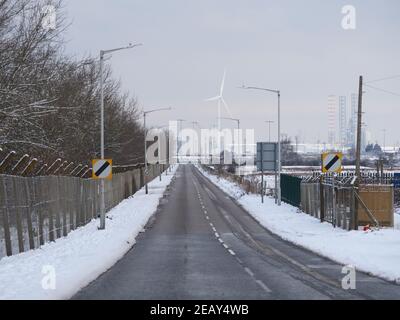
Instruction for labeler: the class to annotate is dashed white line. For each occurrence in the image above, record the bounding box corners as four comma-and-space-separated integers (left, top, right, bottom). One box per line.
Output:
228, 249, 236, 256
244, 267, 255, 277
256, 280, 272, 293
195, 179, 273, 295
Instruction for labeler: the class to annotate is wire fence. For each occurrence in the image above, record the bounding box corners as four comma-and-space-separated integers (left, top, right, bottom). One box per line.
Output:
301, 175, 394, 230
0, 164, 167, 259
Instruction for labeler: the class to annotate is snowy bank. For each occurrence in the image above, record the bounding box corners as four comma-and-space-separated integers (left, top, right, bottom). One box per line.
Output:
197, 166, 400, 284
0, 165, 178, 300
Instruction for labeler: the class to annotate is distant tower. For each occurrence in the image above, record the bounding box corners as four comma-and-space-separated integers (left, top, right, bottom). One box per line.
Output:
361, 126, 367, 152
339, 96, 347, 149
327, 95, 337, 146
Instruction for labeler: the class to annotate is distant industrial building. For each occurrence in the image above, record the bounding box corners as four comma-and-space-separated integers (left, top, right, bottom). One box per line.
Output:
327, 93, 359, 151
339, 96, 347, 149
327, 95, 337, 145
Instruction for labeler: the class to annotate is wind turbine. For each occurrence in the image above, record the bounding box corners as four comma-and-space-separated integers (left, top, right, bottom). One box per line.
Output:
205, 69, 233, 131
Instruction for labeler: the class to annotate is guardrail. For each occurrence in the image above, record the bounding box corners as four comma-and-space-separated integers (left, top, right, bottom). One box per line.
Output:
0, 163, 167, 259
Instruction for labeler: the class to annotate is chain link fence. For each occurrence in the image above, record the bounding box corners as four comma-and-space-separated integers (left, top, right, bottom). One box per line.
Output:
0, 164, 167, 259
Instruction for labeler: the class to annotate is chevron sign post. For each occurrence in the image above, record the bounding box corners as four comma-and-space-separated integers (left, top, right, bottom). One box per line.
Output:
92, 159, 113, 180
321, 152, 343, 173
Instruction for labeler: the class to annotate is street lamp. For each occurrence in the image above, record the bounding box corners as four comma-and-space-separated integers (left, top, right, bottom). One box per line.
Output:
218, 116, 240, 165
265, 121, 274, 142
240, 85, 282, 206
218, 117, 240, 131
176, 119, 186, 163
191, 121, 199, 129
143, 107, 172, 194
382, 129, 386, 155
99, 42, 142, 230
155, 125, 170, 180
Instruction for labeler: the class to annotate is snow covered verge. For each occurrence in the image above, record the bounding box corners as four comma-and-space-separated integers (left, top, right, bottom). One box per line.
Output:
196, 165, 400, 284
0, 165, 178, 300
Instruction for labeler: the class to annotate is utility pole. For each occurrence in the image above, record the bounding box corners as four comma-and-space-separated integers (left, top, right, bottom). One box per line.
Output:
355, 76, 363, 179
354, 75, 363, 230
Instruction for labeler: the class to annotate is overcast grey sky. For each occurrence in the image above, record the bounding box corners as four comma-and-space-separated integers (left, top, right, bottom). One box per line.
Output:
64, 0, 400, 146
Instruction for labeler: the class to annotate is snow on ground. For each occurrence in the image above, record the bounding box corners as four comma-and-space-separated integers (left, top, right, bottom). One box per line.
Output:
0, 165, 178, 300
197, 165, 400, 284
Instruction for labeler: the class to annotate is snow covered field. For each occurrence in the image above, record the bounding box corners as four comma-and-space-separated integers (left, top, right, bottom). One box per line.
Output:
197, 166, 400, 284
0, 165, 178, 300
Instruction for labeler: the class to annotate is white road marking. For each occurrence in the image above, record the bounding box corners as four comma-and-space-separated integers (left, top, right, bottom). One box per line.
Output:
195, 172, 273, 295
256, 280, 272, 293
244, 267, 255, 277
307, 264, 340, 270
204, 186, 217, 201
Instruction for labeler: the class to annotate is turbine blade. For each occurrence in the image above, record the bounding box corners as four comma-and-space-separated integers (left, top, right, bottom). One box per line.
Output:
220, 69, 226, 96
205, 95, 220, 102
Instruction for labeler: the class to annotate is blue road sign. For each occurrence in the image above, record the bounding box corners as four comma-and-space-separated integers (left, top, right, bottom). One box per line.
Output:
256, 142, 277, 171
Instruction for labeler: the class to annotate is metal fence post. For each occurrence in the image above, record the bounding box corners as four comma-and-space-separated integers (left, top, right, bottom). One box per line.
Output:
320, 175, 325, 222
1, 178, 13, 256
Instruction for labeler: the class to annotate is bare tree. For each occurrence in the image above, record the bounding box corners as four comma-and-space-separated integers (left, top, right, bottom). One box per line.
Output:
0, 0, 145, 174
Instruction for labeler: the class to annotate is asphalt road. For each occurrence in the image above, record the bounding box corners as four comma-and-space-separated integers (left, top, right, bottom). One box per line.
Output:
74, 165, 400, 300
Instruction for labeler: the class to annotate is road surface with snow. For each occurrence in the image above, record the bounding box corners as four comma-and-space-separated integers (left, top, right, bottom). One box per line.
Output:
74, 165, 400, 300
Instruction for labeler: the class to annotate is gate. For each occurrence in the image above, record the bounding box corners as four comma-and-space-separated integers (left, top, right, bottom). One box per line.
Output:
280, 174, 302, 207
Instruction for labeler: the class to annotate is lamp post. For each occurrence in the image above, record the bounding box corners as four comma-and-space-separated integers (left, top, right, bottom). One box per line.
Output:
176, 119, 186, 163
156, 125, 169, 179
265, 121, 274, 142
218, 117, 240, 169
382, 129, 386, 156
240, 85, 281, 206
98, 43, 142, 230
143, 107, 172, 194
